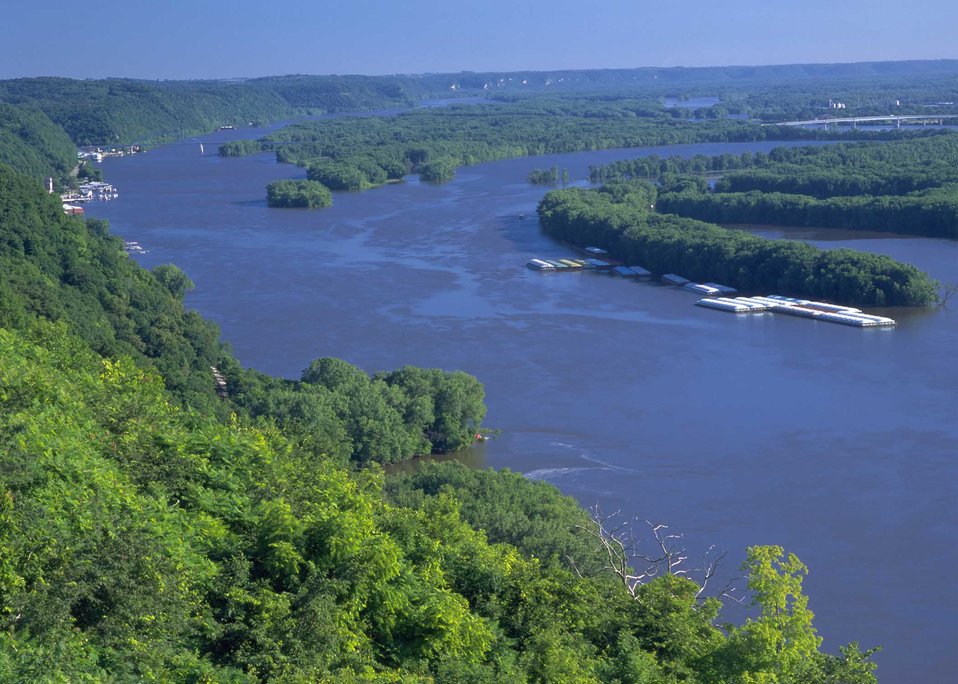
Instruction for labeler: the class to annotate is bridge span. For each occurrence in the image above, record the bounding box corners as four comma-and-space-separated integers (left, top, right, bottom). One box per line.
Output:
764, 114, 958, 127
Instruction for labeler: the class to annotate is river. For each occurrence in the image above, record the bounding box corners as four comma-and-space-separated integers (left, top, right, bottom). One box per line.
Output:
87, 126, 958, 682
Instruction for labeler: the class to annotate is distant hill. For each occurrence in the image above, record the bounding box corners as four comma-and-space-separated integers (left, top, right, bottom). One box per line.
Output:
0, 103, 76, 179
424, 59, 958, 91
0, 75, 433, 147
2, 60, 956, 148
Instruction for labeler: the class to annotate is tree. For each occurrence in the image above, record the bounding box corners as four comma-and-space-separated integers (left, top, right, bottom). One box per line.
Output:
719, 545, 823, 682
266, 179, 333, 208
151, 264, 194, 300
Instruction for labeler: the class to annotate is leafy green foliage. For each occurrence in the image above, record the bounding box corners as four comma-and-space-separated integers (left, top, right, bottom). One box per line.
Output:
599, 134, 958, 239
659, 187, 958, 239
266, 178, 333, 208
220, 139, 265, 157
306, 158, 372, 190
0, 164, 227, 411
0, 162, 484, 465
0, 75, 430, 147
538, 183, 939, 306
386, 462, 606, 574
0, 103, 76, 181
419, 156, 458, 183
247, 98, 859, 192
0, 75, 893, 681
225, 360, 485, 466
529, 166, 564, 185
249, 92, 944, 200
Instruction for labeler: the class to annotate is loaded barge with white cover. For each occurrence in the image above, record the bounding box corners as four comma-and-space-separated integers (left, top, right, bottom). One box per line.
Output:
695, 295, 896, 327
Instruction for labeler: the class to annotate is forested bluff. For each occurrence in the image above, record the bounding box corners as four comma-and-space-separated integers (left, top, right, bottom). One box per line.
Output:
5, 64, 953, 681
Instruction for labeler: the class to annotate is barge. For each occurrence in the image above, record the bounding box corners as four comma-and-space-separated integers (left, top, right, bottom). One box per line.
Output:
662, 273, 690, 286
527, 258, 555, 271
695, 295, 896, 327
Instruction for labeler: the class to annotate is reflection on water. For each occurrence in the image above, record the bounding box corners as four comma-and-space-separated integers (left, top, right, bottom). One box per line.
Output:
88, 133, 958, 682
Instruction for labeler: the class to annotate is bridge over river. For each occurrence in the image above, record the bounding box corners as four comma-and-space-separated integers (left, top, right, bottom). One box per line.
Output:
765, 114, 958, 127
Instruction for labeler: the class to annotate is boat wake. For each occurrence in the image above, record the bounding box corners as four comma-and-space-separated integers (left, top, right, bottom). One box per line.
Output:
526, 442, 637, 482
525, 466, 592, 481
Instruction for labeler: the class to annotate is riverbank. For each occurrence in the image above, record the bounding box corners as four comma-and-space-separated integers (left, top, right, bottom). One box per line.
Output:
87, 137, 958, 681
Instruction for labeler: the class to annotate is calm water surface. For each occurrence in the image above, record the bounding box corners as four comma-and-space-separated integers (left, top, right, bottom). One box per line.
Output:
88, 128, 958, 682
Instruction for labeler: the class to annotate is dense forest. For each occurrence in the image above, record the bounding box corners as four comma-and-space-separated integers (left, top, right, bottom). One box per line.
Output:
0, 75, 434, 148
0, 103, 77, 181
537, 182, 939, 306
0, 317, 880, 681
0, 71, 895, 679
223, 98, 919, 201
266, 179, 334, 208
590, 133, 958, 239
4, 61, 956, 148
3, 60, 956, 186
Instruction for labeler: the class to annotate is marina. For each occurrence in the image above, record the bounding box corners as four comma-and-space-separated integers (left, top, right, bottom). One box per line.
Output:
123, 240, 148, 255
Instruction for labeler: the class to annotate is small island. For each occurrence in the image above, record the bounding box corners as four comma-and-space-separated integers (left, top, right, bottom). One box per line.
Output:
528, 165, 569, 185
266, 178, 333, 208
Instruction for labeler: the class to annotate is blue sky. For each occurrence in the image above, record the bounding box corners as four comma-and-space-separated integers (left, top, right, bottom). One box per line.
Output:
3, 0, 955, 79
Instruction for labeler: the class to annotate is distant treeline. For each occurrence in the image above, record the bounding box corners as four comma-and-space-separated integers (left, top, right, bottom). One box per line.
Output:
590, 133, 958, 239
537, 183, 939, 306
222, 98, 912, 202
0, 75, 432, 147
657, 188, 958, 239
4, 63, 956, 178
592, 133, 958, 196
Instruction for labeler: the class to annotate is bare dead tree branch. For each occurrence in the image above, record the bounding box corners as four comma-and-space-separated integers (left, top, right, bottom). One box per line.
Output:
581, 506, 740, 607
